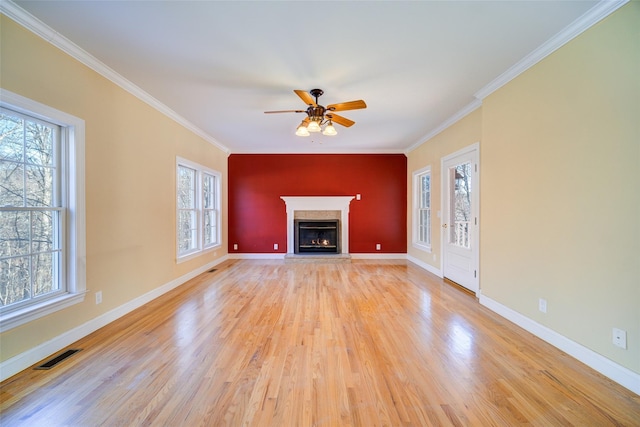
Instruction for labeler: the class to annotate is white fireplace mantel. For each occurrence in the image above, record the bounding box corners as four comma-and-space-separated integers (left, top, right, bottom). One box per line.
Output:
281, 196, 355, 254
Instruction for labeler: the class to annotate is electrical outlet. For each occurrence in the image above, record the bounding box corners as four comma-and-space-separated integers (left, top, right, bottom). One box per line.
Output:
274, 243, 278, 250
432, 254, 436, 261
233, 243, 238, 250
538, 298, 547, 313
612, 328, 627, 349
356, 194, 361, 200
95, 291, 102, 305
376, 243, 381, 251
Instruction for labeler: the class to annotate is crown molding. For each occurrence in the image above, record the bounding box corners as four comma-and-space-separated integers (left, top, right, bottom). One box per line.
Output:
406, 0, 628, 153
406, 98, 482, 154
474, 0, 629, 100
0, 1, 230, 154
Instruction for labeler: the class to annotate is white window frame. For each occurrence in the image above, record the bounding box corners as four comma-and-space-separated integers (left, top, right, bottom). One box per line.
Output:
0, 89, 86, 332
412, 165, 432, 252
176, 157, 221, 262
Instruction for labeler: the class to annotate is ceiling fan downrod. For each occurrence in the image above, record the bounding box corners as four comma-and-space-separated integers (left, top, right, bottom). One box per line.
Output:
309, 88, 324, 103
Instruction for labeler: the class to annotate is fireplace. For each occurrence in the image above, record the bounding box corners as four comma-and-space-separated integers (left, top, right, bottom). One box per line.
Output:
280, 196, 355, 255
295, 220, 340, 254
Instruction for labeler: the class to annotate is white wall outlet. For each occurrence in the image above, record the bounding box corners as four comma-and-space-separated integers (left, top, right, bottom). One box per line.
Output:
432, 254, 437, 261
538, 298, 547, 313
356, 194, 361, 200
376, 243, 381, 251
274, 243, 278, 250
233, 243, 238, 250
95, 291, 102, 305
612, 328, 627, 349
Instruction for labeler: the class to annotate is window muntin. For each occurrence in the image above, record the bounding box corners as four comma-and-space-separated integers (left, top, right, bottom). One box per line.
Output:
1, 109, 64, 309
413, 166, 431, 251
176, 158, 221, 260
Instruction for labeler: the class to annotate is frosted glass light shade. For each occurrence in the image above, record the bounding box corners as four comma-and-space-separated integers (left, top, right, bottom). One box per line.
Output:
307, 120, 321, 132
296, 123, 310, 136
322, 123, 337, 136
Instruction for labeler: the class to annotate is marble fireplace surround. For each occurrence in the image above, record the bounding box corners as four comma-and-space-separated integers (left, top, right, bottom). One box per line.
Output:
281, 196, 355, 254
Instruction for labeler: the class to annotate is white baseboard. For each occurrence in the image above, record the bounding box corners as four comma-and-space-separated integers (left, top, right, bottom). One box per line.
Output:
0, 255, 229, 382
406, 255, 443, 278
349, 253, 407, 260
479, 295, 640, 396
227, 253, 285, 260
228, 253, 408, 260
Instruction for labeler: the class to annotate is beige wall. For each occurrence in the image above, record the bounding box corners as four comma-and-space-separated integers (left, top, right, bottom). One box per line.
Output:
1, 16, 228, 362
409, 2, 639, 374
481, 2, 639, 373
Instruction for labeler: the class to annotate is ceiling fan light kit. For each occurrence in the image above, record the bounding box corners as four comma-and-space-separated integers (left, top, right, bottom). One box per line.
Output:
265, 88, 366, 137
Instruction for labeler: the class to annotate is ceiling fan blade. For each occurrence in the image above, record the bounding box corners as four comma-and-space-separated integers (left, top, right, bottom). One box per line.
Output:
264, 110, 306, 114
326, 100, 367, 112
327, 113, 355, 128
294, 90, 317, 107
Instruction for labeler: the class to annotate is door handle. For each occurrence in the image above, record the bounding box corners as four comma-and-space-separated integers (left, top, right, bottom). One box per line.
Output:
442, 224, 448, 229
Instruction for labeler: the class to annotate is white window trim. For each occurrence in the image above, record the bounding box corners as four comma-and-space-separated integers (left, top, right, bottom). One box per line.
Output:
412, 165, 432, 253
176, 157, 221, 263
0, 89, 86, 332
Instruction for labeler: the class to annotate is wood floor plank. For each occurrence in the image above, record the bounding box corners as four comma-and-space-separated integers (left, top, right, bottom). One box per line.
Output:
1, 259, 639, 426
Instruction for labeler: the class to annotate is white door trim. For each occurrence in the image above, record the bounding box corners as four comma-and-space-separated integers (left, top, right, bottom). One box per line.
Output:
441, 142, 480, 294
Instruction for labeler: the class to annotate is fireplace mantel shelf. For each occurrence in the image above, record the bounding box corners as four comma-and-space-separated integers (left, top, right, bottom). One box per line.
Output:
281, 196, 355, 254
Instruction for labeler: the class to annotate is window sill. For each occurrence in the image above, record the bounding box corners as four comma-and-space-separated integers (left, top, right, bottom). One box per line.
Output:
412, 242, 432, 253
0, 291, 87, 333
176, 244, 221, 264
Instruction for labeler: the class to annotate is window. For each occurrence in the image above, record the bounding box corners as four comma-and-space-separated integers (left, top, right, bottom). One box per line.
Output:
202, 172, 218, 247
413, 166, 431, 251
0, 89, 85, 332
176, 157, 220, 261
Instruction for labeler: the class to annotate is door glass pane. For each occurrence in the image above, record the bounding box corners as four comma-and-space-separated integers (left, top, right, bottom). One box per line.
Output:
450, 162, 472, 248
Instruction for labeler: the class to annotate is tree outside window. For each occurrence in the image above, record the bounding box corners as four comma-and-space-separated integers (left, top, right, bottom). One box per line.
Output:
413, 166, 431, 251
176, 158, 221, 261
1, 109, 62, 308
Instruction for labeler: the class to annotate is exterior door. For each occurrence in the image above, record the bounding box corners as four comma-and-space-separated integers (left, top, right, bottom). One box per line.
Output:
442, 144, 479, 293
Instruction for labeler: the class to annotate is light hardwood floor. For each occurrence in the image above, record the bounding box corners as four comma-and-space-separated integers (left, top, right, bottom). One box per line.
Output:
1, 260, 639, 426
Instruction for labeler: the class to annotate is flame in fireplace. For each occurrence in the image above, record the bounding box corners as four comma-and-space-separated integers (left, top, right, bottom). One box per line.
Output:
311, 239, 330, 246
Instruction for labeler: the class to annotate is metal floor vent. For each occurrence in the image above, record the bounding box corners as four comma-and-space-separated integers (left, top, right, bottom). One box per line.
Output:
208, 268, 217, 273
35, 349, 81, 370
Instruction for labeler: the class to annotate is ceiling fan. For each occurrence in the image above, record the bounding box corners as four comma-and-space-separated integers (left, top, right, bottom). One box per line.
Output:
264, 89, 366, 136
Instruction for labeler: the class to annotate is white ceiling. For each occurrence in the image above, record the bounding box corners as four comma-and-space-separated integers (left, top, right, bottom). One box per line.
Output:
8, 0, 605, 154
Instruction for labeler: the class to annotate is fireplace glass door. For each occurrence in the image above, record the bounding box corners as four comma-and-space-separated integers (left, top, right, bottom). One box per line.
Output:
295, 220, 340, 254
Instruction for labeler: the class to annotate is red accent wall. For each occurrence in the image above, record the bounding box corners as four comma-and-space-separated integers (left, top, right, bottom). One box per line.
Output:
228, 154, 407, 253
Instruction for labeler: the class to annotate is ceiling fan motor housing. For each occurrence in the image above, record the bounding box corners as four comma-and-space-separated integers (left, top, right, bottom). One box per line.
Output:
307, 105, 326, 121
